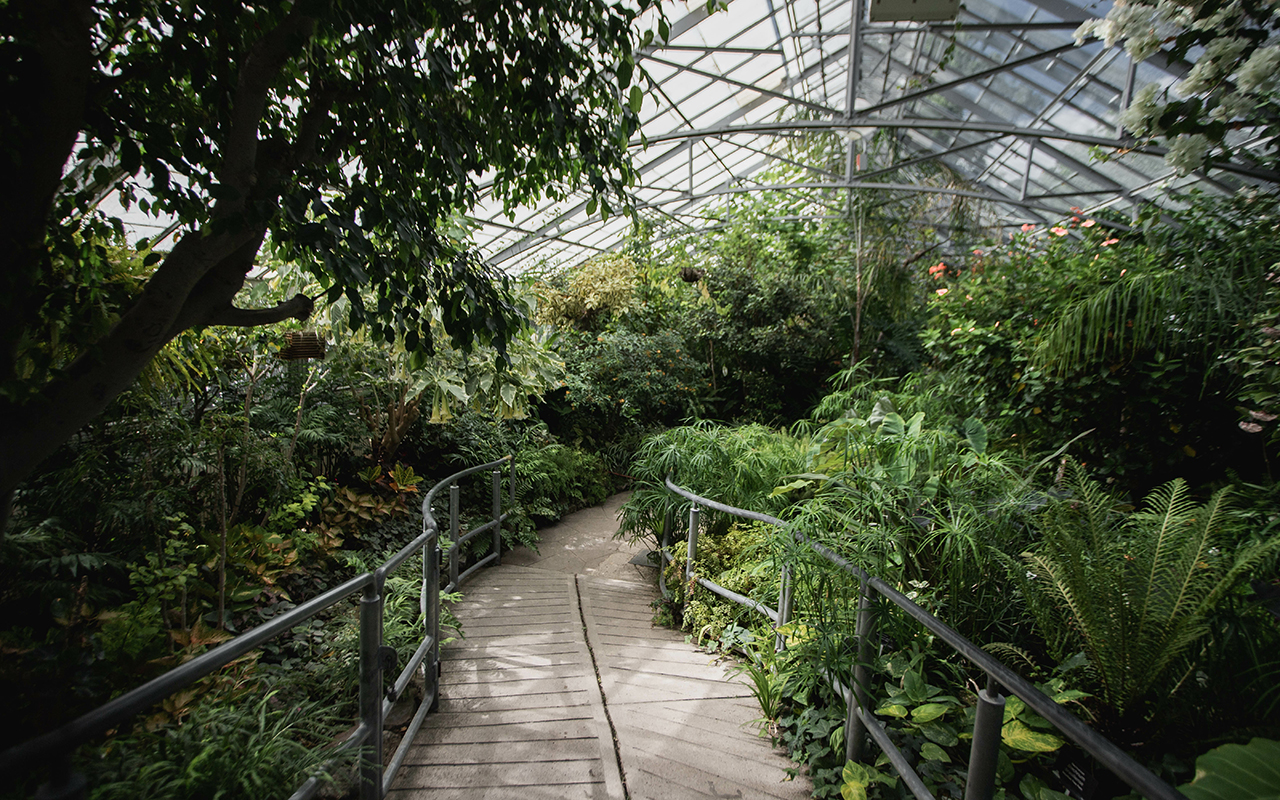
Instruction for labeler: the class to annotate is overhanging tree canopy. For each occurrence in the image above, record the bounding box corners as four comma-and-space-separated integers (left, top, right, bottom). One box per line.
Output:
0, 0, 655, 508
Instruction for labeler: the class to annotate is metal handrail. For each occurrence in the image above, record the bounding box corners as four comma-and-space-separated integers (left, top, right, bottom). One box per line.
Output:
662, 477, 1188, 800
0, 455, 517, 800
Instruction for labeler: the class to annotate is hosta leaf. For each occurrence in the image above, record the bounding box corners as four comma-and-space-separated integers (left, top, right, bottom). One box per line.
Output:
1002, 720, 1064, 753
1180, 738, 1280, 800
911, 702, 951, 723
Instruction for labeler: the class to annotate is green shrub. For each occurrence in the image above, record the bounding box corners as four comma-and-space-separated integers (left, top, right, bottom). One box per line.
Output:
87, 692, 345, 800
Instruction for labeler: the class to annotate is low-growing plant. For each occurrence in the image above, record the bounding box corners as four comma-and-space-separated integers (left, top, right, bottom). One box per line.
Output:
87, 692, 347, 800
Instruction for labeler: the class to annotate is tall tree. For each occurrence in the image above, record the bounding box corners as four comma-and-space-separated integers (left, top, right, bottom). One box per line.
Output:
0, 0, 654, 519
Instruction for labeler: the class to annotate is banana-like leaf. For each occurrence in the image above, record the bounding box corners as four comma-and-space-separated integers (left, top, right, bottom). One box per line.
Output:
1180, 738, 1280, 800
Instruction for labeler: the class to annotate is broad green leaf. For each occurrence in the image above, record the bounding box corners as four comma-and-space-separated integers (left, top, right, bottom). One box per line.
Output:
922, 474, 940, 500
1050, 689, 1091, 704
906, 410, 925, 438
911, 702, 951, 723
1001, 720, 1064, 753
841, 762, 872, 800
875, 702, 908, 718
880, 412, 906, 438
867, 396, 896, 431
629, 85, 644, 113
1180, 738, 1280, 800
920, 742, 951, 763
919, 720, 960, 747
1003, 695, 1025, 722
963, 417, 989, 453
769, 478, 813, 497
902, 669, 928, 703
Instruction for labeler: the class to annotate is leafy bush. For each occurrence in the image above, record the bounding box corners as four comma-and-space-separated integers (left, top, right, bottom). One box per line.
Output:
619, 421, 807, 547
87, 693, 345, 800
1020, 464, 1280, 730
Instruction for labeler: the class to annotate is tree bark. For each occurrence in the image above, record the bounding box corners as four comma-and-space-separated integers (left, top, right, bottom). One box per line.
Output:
0, 5, 323, 519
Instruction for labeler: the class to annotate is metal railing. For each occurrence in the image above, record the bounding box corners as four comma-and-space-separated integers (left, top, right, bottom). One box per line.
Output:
660, 477, 1189, 800
0, 455, 516, 800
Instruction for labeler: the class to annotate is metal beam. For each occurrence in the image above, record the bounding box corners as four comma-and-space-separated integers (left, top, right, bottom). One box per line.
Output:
636, 120, 1280, 182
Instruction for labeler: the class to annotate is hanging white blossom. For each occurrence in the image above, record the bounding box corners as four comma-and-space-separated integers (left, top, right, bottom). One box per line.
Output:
1076, 0, 1280, 173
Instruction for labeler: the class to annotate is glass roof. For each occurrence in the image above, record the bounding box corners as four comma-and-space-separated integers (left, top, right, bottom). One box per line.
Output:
469, 0, 1275, 275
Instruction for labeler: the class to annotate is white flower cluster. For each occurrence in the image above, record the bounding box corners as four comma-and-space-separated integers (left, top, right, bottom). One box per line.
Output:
1075, 0, 1280, 173
1165, 133, 1211, 175
1120, 83, 1163, 136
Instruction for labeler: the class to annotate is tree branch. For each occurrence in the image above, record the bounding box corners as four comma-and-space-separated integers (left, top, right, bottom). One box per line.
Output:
206, 294, 314, 327
221, 8, 315, 195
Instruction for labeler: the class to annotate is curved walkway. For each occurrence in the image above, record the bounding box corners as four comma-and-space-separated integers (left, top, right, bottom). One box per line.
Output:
388, 493, 811, 800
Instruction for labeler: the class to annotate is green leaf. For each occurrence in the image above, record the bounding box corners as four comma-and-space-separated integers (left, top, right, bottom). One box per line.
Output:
880, 412, 906, 438
867, 396, 896, 431
911, 702, 951, 723
1003, 695, 1025, 722
919, 720, 960, 747
963, 417, 988, 453
874, 702, 908, 718
769, 478, 813, 497
629, 85, 644, 114
920, 742, 951, 763
1001, 720, 1064, 753
1180, 738, 1280, 800
841, 762, 871, 800
902, 669, 928, 704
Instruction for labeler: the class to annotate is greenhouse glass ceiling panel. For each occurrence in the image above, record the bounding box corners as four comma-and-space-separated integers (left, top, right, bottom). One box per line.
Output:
466, 0, 1277, 274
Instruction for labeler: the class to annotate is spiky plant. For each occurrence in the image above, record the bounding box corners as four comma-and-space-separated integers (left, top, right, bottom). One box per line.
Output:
1021, 464, 1280, 720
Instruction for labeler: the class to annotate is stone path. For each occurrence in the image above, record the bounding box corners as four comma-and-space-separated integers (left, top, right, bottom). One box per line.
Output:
388, 493, 811, 799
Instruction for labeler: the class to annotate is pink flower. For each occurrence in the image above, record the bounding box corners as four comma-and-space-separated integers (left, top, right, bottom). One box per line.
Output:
1021, 223, 1035, 232
936, 288, 948, 296
1082, 219, 1096, 228
1240, 421, 1265, 433
1051, 226, 1068, 236
1101, 238, 1119, 246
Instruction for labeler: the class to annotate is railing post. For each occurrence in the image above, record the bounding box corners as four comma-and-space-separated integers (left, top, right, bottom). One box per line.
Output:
965, 675, 1006, 800
663, 503, 674, 552
509, 454, 516, 515
359, 579, 385, 800
448, 484, 460, 589
424, 534, 441, 712
491, 468, 503, 566
846, 580, 873, 763
686, 504, 701, 584
775, 564, 793, 652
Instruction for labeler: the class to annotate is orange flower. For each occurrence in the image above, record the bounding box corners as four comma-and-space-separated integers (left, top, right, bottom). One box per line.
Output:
1101, 237, 1119, 246
1051, 226, 1068, 236
1021, 223, 1035, 232
1082, 219, 1096, 228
